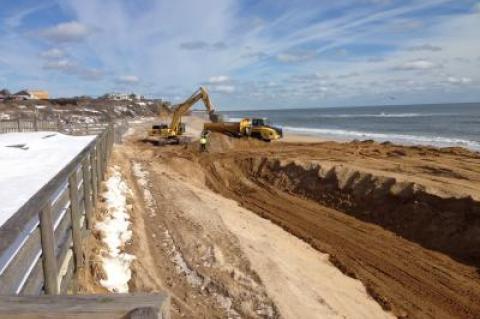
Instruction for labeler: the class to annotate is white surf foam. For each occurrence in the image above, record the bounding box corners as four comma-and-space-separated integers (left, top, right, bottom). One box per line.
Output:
283, 126, 480, 151
310, 112, 454, 118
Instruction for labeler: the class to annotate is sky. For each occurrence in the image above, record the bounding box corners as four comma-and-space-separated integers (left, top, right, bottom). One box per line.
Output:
0, 0, 479, 110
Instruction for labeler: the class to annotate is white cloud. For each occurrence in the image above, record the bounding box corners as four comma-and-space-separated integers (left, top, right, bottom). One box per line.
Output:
1, 0, 479, 105
40, 21, 91, 43
447, 76, 472, 84
207, 75, 230, 84
116, 75, 140, 84
43, 59, 74, 71
394, 59, 440, 70
210, 85, 235, 94
41, 48, 65, 59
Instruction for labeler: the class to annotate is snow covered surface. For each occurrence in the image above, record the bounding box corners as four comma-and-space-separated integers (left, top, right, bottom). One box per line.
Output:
0, 132, 95, 227
96, 166, 135, 293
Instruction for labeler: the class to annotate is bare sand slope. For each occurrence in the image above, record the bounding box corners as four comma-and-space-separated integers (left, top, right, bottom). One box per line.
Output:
151, 157, 392, 319
91, 120, 394, 318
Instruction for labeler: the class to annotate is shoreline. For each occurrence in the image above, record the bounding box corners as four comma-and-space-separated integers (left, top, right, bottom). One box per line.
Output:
281, 128, 480, 152
189, 114, 479, 152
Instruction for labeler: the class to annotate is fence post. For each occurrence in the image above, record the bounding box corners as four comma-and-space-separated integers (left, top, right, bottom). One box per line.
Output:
17, 119, 21, 132
96, 144, 102, 189
68, 172, 83, 272
90, 149, 98, 209
82, 157, 93, 230
39, 203, 59, 294
102, 131, 108, 169
33, 116, 38, 131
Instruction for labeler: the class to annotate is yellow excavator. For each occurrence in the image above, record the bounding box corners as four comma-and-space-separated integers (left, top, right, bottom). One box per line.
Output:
147, 87, 220, 144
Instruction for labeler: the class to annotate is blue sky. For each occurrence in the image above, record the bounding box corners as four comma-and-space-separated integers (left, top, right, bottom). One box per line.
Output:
0, 0, 479, 109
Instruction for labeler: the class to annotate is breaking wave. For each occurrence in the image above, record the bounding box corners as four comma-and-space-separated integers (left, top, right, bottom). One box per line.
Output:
310, 112, 454, 118
283, 126, 480, 151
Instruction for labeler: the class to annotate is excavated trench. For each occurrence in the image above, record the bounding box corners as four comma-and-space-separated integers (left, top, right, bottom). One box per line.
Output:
238, 157, 480, 266
202, 155, 480, 319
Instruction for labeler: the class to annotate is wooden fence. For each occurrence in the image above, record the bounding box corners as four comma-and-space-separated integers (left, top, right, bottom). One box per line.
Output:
0, 120, 170, 318
1, 118, 130, 141
0, 126, 114, 295
0, 118, 121, 136
0, 294, 170, 319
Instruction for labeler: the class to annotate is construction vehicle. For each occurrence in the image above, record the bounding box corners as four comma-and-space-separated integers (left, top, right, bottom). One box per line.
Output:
147, 87, 219, 144
204, 117, 283, 141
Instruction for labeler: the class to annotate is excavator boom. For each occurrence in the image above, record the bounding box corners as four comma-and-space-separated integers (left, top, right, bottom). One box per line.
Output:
147, 86, 219, 144
170, 87, 218, 133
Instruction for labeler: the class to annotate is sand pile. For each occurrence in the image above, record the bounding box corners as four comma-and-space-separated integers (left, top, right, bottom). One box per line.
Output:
237, 157, 480, 266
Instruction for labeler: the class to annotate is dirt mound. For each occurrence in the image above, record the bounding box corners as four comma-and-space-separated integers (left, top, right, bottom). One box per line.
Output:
202, 156, 480, 319
239, 157, 480, 266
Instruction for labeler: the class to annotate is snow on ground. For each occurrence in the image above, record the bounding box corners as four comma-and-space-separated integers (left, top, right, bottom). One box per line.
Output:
96, 166, 135, 293
0, 132, 95, 227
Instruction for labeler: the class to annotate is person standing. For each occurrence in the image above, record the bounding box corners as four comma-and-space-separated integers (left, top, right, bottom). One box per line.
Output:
200, 130, 209, 152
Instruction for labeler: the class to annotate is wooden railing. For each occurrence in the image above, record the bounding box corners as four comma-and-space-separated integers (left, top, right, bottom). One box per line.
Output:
0, 294, 170, 319
0, 120, 170, 318
0, 119, 111, 135
0, 126, 113, 294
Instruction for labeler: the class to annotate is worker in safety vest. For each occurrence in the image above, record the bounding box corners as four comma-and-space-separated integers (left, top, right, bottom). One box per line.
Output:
199, 130, 209, 152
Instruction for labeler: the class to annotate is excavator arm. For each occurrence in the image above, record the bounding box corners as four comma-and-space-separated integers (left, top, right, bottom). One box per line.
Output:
170, 87, 219, 133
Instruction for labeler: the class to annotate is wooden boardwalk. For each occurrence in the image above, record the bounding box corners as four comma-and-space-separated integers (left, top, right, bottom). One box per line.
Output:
0, 125, 113, 294
0, 121, 169, 318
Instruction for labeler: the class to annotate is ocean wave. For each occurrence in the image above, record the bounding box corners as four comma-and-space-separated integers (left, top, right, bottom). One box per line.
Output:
283, 126, 480, 151
310, 112, 454, 118
224, 116, 244, 122
225, 112, 455, 120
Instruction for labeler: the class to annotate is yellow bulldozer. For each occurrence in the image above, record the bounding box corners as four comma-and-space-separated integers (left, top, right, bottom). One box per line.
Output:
147, 87, 220, 144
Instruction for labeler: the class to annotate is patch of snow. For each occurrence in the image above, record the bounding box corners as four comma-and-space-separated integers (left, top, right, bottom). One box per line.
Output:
114, 106, 128, 112
56, 249, 73, 292
136, 102, 146, 106
123, 127, 135, 137
35, 105, 47, 109
0, 113, 10, 120
0, 132, 95, 227
83, 108, 101, 113
163, 229, 204, 287
132, 162, 156, 216
17, 105, 27, 109
96, 166, 135, 293
82, 116, 96, 124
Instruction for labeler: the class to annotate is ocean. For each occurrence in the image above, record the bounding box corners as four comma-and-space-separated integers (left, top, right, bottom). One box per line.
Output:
221, 103, 480, 151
